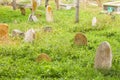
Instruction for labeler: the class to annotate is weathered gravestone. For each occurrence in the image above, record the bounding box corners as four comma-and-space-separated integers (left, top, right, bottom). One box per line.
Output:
36, 53, 51, 62
0, 24, 8, 40
24, 29, 35, 42
12, 29, 24, 37
94, 41, 112, 69
92, 17, 97, 27
74, 32, 87, 46
46, 5, 53, 22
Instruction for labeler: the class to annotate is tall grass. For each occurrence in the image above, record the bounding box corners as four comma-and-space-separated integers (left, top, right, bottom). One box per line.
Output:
0, 2, 120, 80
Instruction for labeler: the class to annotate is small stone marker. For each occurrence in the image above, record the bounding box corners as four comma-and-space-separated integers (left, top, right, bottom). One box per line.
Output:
92, 17, 97, 27
0, 24, 8, 40
36, 53, 51, 62
12, 29, 24, 37
24, 29, 35, 42
43, 26, 52, 32
46, 5, 53, 22
74, 32, 87, 46
94, 41, 112, 69
28, 14, 38, 22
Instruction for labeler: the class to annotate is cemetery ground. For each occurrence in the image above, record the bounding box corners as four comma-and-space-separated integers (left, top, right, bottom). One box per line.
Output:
0, 2, 120, 80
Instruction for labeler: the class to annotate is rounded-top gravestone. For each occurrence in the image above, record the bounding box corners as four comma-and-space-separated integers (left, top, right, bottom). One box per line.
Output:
36, 53, 51, 62
94, 41, 112, 69
74, 32, 87, 46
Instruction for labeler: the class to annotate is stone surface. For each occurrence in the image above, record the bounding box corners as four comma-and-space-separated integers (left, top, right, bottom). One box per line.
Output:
12, 29, 24, 37
46, 5, 53, 22
0, 24, 8, 40
94, 41, 112, 69
24, 28, 35, 42
28, 14, 38, 22
74, 32, 87, 46
43, 26, 52, 32
36, 53, 51, 62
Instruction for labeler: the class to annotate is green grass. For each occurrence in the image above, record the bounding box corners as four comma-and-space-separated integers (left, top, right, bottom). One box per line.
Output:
0, 2, 120, 80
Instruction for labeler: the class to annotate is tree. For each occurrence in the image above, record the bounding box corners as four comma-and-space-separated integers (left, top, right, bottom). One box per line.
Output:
96, 0, 102, 7
12, 0, 16, 10
75, 0, 79, 23
45, 0, 49, 7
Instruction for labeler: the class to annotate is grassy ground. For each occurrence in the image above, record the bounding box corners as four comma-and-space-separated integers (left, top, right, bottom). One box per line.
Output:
0, 1, 120, 80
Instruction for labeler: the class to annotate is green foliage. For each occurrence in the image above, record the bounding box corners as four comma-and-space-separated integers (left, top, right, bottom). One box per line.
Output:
0, 2, 120, 80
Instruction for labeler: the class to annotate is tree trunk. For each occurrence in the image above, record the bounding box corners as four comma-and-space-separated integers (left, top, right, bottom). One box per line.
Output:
75, 0, 79, 23
96, 0, 102, 7
55, 0, 59, 10
45, 0, 49, 7
32, 0, 37, 14
12, 0, 16, 10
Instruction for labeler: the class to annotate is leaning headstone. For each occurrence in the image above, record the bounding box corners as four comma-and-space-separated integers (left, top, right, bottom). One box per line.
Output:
24, 28, 35, 42
94, 41, 112, 69
0, 24, 8, 40
36, 53, 51, 62
46, 5, 53, 22
92, 17, 97, 27
74, 32, 87, 46
12, 29, 24, 37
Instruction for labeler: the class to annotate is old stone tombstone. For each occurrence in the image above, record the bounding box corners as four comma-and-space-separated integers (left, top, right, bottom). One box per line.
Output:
0, 24, 8, 40
24, 28, 35, 42
12, 29, 24, 37
92, 17, 97, 27
74, 32, 87, 46
36, 53, 51, 62
94, 41, 112, 69
46, 5, 53, 22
